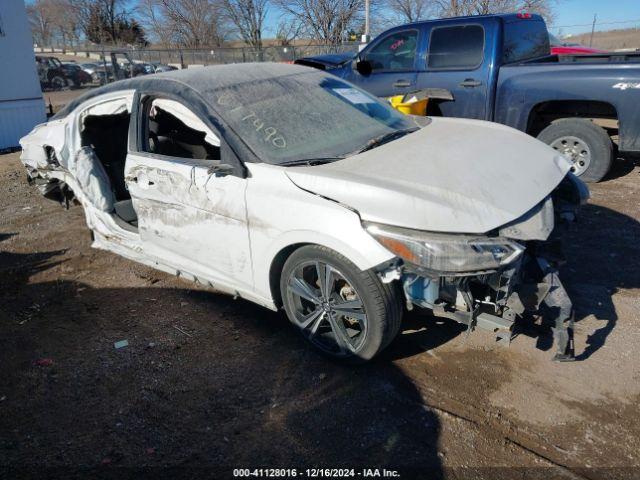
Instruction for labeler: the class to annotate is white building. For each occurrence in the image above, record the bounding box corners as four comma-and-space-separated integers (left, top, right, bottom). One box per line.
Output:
0, 0, 46, 150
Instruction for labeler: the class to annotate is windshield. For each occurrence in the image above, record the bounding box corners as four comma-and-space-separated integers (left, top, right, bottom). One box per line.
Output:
209, 71, 417, 165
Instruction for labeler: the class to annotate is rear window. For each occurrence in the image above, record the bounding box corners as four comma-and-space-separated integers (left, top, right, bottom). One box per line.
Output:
428, 25, 484, 70
503, 20, 550, 63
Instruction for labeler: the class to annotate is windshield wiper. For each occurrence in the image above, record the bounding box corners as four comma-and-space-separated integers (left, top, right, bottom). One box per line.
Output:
357, 128, 418, 154
280, 157, 344, 167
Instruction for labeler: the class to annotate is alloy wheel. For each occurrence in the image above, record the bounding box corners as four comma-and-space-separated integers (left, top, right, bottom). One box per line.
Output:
285, 261, 368, 356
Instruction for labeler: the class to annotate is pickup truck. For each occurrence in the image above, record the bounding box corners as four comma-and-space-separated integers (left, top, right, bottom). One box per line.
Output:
295, 13, 640, 182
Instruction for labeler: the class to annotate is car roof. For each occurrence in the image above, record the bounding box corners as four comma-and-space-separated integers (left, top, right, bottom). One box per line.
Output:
53, 62, 316, 119
392, 12, 543, 29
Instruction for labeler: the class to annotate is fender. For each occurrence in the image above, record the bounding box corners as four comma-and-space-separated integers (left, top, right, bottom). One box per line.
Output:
245, 163, 394, 305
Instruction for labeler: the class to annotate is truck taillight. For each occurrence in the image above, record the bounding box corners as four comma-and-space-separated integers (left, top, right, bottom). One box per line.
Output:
517, 12, 532, 19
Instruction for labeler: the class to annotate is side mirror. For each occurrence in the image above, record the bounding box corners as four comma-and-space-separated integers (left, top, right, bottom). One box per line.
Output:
355, 59, 373, 76
207, 160, 235, 177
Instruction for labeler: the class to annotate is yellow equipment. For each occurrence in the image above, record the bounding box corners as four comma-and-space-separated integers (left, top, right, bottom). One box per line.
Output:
387, 88, 454, 116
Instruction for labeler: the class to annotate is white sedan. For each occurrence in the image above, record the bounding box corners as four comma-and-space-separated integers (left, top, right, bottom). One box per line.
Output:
20, 63, 588, 362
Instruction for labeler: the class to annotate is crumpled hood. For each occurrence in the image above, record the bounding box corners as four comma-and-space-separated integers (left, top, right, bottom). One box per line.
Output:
286, 117, 572, 234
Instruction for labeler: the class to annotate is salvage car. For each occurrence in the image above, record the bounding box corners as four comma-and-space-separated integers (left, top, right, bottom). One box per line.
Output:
61, 63, 93, 88
20, 64, 588, 363
35, 55, 69, 91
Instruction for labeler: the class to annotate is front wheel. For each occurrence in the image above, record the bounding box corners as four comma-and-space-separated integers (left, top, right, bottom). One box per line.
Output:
280, 245, 402, 363
537, 118, 613, 183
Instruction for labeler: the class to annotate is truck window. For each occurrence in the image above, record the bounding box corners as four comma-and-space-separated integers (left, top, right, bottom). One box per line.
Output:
362, 30, 418, 72
427, 25, 484, 70
502, 20, 549, 63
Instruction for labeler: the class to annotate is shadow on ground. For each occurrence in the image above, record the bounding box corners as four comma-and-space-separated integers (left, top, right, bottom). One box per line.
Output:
0, 240, 444, 476
511, 201, 640, 361
602, 152, 640, 182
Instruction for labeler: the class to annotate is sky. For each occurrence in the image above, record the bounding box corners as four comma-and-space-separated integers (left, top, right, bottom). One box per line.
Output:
63, 0, 640, 40
262, 0, 640, 39
549, 0, 640, 36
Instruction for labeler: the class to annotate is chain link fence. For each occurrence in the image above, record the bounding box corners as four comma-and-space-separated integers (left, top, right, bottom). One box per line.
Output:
36, 43, 361, 68
131, 43, 359, 66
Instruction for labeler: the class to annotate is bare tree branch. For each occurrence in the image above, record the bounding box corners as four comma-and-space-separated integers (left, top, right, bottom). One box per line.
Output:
137, 0, 230, 47
220, 0, 268, 48
385, 0, 432, 23
274, 17, 304, 45
274, 0, 365, 45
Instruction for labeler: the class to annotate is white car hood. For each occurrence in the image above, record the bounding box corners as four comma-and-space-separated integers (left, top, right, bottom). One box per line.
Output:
286, 117, 572, 234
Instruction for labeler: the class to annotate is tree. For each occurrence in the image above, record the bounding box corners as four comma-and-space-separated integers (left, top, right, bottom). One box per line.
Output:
67, 0, 145, 45
220, 0, 268, 48
519, 0, 556, 24
274, 0, 365, 45
386, 0, 432, 23
138, 0, 229, 47
27, 0, 56, 45
27, 0, 83, 47
432, 0, 557, 21
274, 17, 303, 45
117, 18, 148, 45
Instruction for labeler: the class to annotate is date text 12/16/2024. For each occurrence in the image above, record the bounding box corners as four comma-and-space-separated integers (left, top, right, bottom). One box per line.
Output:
233, 468, 401, 478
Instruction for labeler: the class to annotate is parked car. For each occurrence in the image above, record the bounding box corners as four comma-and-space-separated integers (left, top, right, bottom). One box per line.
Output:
153, 63, 178, 73
81, 62, 106, 79
295, 13, 640, 182
80, 62, 100, 74
127, 62, 155, 76
549, 33, 607, 55
61, 62, 92, 87
35, 55, 69, 91
19, 64, 587, 363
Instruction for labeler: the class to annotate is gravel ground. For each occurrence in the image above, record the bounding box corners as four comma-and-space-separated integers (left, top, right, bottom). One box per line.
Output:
1, 133, 639, 478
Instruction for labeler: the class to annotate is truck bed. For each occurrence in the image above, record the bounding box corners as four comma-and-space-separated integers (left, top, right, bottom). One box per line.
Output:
525, 52, 640, 65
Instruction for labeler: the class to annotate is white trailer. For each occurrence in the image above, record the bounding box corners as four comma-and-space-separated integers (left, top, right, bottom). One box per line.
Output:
0, 0, 46, 150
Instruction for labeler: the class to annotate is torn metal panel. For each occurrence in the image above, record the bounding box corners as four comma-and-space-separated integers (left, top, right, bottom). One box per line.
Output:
19, 118, 67, 169
499, 195, 554, 241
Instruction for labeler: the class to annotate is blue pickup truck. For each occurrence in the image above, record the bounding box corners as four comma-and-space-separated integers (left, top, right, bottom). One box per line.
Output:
295, 13, 640, 182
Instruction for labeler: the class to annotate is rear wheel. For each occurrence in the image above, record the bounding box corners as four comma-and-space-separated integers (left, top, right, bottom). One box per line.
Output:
537, 118, 613, 182
280, 245, 402, 363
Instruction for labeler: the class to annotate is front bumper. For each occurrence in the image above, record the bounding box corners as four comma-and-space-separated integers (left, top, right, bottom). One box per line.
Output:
402, 250, 572, 348
398, 174, 587, 360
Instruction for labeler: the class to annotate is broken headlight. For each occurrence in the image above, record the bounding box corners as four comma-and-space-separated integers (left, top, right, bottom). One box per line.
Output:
365, 222, 524, 274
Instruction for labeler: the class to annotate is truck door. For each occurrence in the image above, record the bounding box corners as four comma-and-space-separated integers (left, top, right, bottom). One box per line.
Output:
344, 28, 419, 98
415, 23, 491, 120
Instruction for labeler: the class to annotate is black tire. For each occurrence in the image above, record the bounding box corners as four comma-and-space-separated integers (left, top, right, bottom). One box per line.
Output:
537, 118, 613, 183
49, 75, 67, 91
280, 245, 403, 363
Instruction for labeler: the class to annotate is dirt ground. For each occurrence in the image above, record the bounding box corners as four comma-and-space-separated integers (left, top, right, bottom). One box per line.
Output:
1, 138, 640, 477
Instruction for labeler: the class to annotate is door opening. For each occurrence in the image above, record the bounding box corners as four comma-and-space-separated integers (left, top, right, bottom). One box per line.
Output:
80, 108, 138, 230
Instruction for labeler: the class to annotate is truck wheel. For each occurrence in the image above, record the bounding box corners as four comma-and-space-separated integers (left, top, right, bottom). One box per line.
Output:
537, 118, 613, 182
280, 245, 403, 363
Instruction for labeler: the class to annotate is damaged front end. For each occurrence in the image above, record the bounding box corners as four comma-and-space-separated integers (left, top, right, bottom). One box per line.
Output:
368, 173, 589, 361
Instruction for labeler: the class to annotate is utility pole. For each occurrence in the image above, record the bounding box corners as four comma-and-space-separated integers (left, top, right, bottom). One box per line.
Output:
362, 0, 370, 44
589, 13, 597, 47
